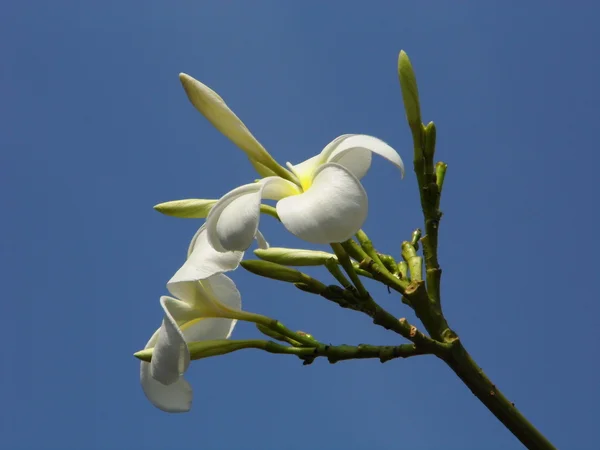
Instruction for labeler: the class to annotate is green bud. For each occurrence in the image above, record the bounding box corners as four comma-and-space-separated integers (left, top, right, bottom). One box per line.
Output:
410, 229, 422, 249
397, 261, 408, 279
435, 161, 447, 194
378, 253, 398, 274
398, 50, 422, 131
153, 199, 217, 218
254, 247, 335, 266
241, 259, 307, 283
133, 348, 153, 362
423, 121, 436, 165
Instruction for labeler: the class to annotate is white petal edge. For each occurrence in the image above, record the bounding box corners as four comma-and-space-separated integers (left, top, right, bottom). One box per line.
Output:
140, 329, 193, 413
206, 179, 300, 252
179, 73, 272, 163
151, 297, 191, 385
155, 296, 239, 384
171, 225, 244, 285
324, 134, 405, 180
276, 163, 368, 244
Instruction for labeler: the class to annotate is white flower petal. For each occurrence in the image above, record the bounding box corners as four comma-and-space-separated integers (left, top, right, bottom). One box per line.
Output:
151, 297, 192, 385
286, 154, 322, 190
207, 179, 299, 252
276, 163, 367, 244
140, 329, 193, 413
167, 272, 242, 320
162, 294, 238, 344
255, 230, 269, 250
140, 363, 193, 413
170, 225, 244, 286
179, 74, 272, 164
206, 183, 262, 252
201, 274, 242, 317
324, 134, 405, 179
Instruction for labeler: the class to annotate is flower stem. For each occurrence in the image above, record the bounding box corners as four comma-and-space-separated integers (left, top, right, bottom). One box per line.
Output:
355, 230, 388, 271
324, 258, 354, 289
330, 243, 369, 298
443, 342, 557, 450
259, 204, 280, 220
397, 56, 556, 447
264, 341, 430, 364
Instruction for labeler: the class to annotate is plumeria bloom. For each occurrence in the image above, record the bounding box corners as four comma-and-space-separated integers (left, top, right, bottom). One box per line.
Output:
140, 227, 266, 412
179, 74, 405, 252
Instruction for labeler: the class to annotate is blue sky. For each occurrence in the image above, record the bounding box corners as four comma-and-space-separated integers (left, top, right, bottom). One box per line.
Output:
2, 1, 599, 449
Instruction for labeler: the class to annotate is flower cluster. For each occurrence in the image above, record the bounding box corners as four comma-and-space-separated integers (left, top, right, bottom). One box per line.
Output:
138, 73, 404, 412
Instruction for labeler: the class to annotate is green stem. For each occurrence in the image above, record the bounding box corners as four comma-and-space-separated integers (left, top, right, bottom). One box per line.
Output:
331, 243, 369, 298
363, 297, 451, 356
434, 162, 447, 211
444, 342, 556, 450
352, 263, 374, 279
378, 253, 399, 274
325, 258, 353, 290
359, 257, 410, 293
401, 241, 423, 282
397, 261, 408, 279
263, 320, 319, 347
355, 230, 388, 272
259, 204, 280, 220
398, 54, 556, 448
266, 341, 428, 364
410, 228, 422, 250
341, 239, 369, 262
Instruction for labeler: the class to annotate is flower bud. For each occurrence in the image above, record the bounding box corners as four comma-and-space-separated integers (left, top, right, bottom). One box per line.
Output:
398, 50, 422, 131
254, 247, 335, 266
240, 259, 307, 283
154, 199, 217, 218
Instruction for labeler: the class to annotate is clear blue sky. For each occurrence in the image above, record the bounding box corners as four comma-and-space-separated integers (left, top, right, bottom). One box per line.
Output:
2, 2, 599, 449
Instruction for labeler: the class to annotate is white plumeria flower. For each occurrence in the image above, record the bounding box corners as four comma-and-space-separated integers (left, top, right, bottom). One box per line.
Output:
206, 134, 405, 252
178, 74, 404, 252
140, 227, 267, 413
140, 274, 241, 413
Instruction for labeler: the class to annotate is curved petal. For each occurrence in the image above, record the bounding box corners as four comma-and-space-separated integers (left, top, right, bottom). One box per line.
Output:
286, 154, 322, 191
140, 329, 193, 413
169, 225, 244, 287
201, 274, 242, 316
276, 163, 368, 244
206, 179, 300, 252
207, 183, 262, 252
324, 134, 405, 180
255, 230, 269, 250
179, 74, 273, 165
151, 297, 192, 385
140, 364, 193, 413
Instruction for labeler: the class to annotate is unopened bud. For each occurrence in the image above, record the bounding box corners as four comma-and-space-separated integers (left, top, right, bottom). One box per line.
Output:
241, 259, 306, 283
154, 199, 217, 218
254, 247, 335, 266
398, 50, 422, 132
